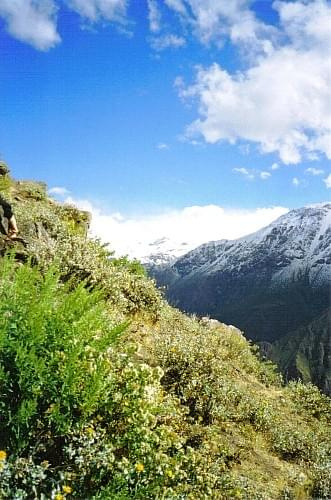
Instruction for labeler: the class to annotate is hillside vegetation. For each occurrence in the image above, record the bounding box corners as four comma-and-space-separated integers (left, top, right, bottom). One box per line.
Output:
0, 173, 330, 499
147, 204, 331, 395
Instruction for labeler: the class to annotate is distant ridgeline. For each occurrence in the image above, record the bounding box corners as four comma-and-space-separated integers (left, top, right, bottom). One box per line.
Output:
147, 204, 331, 395
0, 167, 330, 499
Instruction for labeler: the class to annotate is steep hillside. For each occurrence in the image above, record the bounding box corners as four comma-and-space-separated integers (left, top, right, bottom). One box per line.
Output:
148, 204, 331, 394
269, 307, 331, 394
0, 169, 330, 499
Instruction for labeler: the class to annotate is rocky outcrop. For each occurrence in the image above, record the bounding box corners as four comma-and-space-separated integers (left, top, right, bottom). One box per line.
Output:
0, 164, 91, 262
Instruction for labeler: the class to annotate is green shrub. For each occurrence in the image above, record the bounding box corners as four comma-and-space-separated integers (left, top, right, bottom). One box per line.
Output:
311, 461, 331, 498
2, 178, 331, 499
13, 200, 162, 319
15, 181, 47, 201
286, 381, 331, 421
0, 256, 126, 451
0, 257, 234, 499
150, 308, 282, 426
0, 257, 170, 497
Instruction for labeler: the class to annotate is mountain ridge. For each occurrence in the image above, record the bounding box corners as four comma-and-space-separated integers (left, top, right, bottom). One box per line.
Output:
147, 203, 331, 394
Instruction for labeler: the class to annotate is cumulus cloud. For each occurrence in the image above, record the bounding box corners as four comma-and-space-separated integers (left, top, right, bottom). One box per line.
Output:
151, 0, 275, 56
305, 167, 324, 176
292, 177, 300, 187
233, 167, 255, 180
49, 186, 71, 196
65, 197, 288, 259
151, 33, 186, 50
271, 163, 280, 170
0, 0, 128, 49
163, 0, 273, 52
157, 142, 169, 150
147, 0, 161, 33
179, 0, 331, 164
260, 171, 271, 180
0, 0, 60, 50
323, 173, 331, 188
275, 0, 331, 52
233, 167, 271, 180
164, 0, 187, 16
66, 0, 128, 23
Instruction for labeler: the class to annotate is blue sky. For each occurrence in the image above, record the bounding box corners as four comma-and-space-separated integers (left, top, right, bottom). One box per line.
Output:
0, 0, 330, 257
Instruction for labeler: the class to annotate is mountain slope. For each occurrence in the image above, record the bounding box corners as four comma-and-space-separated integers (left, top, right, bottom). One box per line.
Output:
148, 203, 331, 393
269, 307, 331, 394
1, 170, 331, 498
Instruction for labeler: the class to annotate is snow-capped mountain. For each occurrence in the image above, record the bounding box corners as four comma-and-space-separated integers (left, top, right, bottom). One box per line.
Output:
147, 203, 331, 393
164, 202, 331, 286
140, 237, 192, 266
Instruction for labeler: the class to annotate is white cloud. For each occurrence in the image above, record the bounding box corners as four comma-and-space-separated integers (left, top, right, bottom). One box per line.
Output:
292, 177, 300, 187
179, 0, 331, 164
49, 186, 71, 196
305, 167, 324, 176
233, 167, 255, 180
233, 167, 271, 180
151, 33, 186, 50
157, 142, 169, 150
147, 0, 161, 33
323, 173, 331, 188
260, 171, 271, 180
164, 0, 187, 16
164, 0, 274, 53
65, 197, 288, 259
0, 0, 60, 50
0, 0, 128, 50
66, 0, 128, 23
275, 0, 331, 52
271, 162, 280, 170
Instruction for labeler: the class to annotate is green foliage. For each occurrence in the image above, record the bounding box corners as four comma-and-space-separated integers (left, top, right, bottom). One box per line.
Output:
286, 381, 331, 421
150, 308, 282, 426
146, 306, 331, 498
0, 175, 12, 194
0, 178, 330, 499
57, 204, 91, 237
52, 235, 162, 318
0, 258, 180, 498
0, 256, 126, 450
15, 181, 48, 201
13, 200, 162, 319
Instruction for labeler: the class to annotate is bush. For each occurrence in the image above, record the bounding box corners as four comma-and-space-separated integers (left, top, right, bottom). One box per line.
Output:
13, 200, 162, 319
15, 181, 47, 201
149, 308, 282, 426
286, 381, 331, 421
0, 256, 126, 451
0, 257, 229, 499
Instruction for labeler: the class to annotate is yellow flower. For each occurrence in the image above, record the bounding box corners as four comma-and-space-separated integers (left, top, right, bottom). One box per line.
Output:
62, 485, 72, 494
55, 495, 64, 500
0, 450, 7, 461
166, 470, 174, 478
135, 463, 144, 473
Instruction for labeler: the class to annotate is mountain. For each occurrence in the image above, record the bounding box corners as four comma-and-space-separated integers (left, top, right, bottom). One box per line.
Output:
147, 203, 331, 394
1, 169, 331, 498
141, 236, 191, 265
